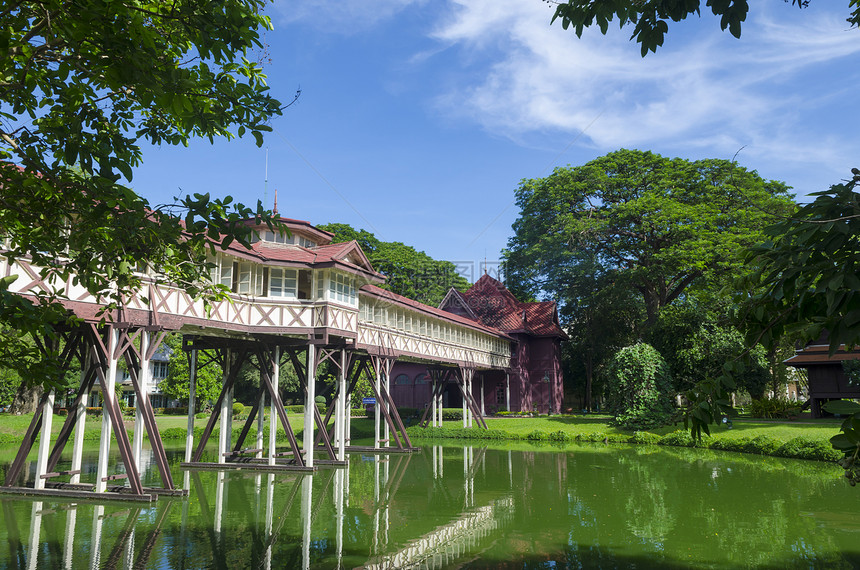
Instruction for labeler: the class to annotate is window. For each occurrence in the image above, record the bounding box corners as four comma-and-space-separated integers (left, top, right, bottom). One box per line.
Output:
415, 373, 428, 384
394, 374, 410, 385
219, 262, 233, 289
496, 386, 506, 405
269, 268, 298, 298
234, 262, 252, 294
298, 270, 312, 299
329, 272, 356, 305
152, 361, 169, 379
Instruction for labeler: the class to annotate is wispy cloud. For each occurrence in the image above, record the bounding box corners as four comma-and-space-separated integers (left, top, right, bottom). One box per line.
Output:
427, 0, 860, 189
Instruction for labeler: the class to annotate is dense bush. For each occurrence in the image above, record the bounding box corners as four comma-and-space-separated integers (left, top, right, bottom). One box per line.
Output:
748, 397, 802, 419
315, 395, 326, 405
604, 343, 675, 430
658, 430, 701, 448
775, 436, 842, 462
232, 403, 245, 417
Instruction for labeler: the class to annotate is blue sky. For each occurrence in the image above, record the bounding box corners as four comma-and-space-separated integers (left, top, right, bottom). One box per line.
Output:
131, 1, 860, 283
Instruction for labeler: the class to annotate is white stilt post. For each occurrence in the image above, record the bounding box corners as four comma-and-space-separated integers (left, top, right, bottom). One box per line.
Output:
304, 347, 316, 467
374, 362, 381, 449
268, 347, 279, 466
431, 379, 437, 428
436, 385, 443, 427
505, 372, 511, 412
33, 391, 55, 490
95, 328, 119, 493
480, 377, 485, 416
462, 372, 468, 429
383, 362, 390, 448
70, 355, 89, 485
133, 331, 150, 468
184, 348, 197, 466
336, 350, 347, 461
218, 349, 232, 465
256, 375, 265, 459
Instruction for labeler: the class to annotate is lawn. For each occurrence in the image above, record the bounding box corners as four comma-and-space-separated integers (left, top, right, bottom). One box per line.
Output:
0, 410, 844, 449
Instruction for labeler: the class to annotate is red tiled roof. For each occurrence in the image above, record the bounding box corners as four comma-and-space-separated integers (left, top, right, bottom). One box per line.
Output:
454, 274, 567, 339
361, 284, 511, 338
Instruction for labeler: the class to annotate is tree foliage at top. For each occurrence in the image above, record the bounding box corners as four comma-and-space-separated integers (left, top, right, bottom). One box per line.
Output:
551, 0, 860, 56
505, 149, 795, 326
0, 0, 288, 388
319, 223, 470, 306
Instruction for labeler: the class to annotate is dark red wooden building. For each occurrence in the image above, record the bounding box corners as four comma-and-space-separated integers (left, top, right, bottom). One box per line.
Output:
390, 274, 567, 414
784, 343, 860, 417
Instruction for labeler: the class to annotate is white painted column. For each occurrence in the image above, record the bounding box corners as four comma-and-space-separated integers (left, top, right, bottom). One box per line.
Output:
436, 387, 443, 427
346, 399, 352, 449
95, 328, 119, 493
467, 376, 473, 428
33, 390, 55, 490
304, 347, 316, 467
256, 378, 265, 459
336, 350, 347, 461
268, 347, 279, 466
383, 364, 390, 448
480, 377, 485, 417
133, 331, 150, 469
431, 380, 437, 428
505, 372, 511, 412
301, 475, 313, 570
184, 348, 197, 466
462, 374, 468, 429
218, 349, 232, 465
70, 353, 90, 485
374, 364, 381, 449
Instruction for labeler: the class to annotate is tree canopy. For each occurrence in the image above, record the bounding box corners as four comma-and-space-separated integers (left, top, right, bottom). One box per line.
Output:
505, 149, 795, 326
551, 1, 860, 56
319, 223, 470, 306
0, 0, 287, 387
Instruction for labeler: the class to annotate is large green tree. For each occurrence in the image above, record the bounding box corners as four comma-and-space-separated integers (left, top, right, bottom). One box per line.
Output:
505, 149, 795, 327
319, 223, 470, 306
0, 0, 288, 388
551, 1, 860, 56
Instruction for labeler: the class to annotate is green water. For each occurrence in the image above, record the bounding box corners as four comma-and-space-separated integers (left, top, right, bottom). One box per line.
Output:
1, 441, 858, 568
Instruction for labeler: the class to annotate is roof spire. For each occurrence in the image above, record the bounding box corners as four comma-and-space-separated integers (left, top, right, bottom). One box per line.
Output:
273, 188, 279, 216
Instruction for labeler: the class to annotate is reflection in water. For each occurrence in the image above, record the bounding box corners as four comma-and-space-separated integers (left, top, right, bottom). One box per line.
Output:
0, 442, 858, 568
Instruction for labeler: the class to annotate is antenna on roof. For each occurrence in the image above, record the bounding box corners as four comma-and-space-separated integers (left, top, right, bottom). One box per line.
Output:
273, 188, 279, 216
264, 147, 269, 210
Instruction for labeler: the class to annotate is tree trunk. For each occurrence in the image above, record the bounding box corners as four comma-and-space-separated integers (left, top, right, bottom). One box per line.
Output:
9, 383, 44, 414
585, 352, 593, 412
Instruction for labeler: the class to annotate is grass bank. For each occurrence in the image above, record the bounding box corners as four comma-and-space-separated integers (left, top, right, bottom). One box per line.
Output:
405, 415, 845, 463
0, 412, 844, 464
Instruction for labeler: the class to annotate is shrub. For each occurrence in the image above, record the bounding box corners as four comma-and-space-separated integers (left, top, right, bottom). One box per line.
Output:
630, 431, 661, 445
315, 395, 326, 405
86, 407, 102, 417
604, 343, 675, 430
442, 408, 463, 421
658, 430, 701, 448
775, 437, 841, 462
232, 403, 245, 417
748, 397, 802, 419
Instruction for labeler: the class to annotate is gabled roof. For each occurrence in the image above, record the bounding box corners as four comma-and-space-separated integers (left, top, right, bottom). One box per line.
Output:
224, 238, 385, 283
241, 216, 334, 245
441, 274, 567, 339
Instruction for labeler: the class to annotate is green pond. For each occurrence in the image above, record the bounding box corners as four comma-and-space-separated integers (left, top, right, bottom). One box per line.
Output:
0, 441, 858, 568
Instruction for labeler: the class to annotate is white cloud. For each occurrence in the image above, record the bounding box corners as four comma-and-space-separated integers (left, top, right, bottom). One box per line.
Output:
425, 0, 860, 191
